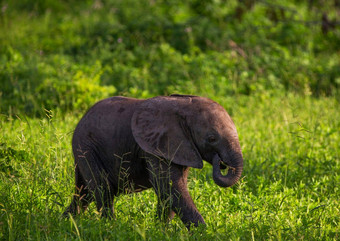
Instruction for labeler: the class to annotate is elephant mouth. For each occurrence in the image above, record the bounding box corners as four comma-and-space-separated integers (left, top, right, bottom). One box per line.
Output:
217, 156, 236, 172
211, 152, 234, 170
212, 153, 242, 187
219, 161, 228, 169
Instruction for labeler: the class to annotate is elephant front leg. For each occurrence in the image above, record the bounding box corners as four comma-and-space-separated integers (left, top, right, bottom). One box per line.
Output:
170, 166, 206, 229
147, 159, 205, 229
147, 159, 174, 222
171, 189, 205, 229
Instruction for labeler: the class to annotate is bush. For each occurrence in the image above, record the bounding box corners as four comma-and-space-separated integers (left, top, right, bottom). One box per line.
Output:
1, 0, 339, 117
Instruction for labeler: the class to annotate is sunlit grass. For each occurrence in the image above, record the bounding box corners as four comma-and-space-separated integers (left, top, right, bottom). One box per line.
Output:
1, 0, 339, 239
1, 95, 339, 240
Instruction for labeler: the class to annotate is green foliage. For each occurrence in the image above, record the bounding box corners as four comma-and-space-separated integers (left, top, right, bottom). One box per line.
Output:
0, 143, 28, 177
1, 0, 340, 116
1, 48, 116, 116
0, 0, 339, 240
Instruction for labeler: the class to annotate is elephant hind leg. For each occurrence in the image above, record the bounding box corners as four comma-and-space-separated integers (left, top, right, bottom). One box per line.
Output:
65, 145, 115, 218
94, 185, 115, 218
64, 166, 115, 218
84, 152, 115, 218
63, 166, 93, 217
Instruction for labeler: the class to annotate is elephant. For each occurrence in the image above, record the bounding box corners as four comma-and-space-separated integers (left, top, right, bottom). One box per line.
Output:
64, 94, 243, 229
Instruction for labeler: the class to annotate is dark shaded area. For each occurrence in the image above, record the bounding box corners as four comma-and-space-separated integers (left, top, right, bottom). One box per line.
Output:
0, 143, 28, 177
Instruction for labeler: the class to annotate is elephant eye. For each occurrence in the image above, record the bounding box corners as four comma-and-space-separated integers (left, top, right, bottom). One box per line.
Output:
207, 135, 217, 143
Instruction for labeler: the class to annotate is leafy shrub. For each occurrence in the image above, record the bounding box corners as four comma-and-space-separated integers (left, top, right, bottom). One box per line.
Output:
0, 49, 116, 116
0, 0, 339, 117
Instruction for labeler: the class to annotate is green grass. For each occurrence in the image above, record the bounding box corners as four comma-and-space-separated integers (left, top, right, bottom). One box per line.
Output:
1, 95, 339, 240
1, 0, 340, 240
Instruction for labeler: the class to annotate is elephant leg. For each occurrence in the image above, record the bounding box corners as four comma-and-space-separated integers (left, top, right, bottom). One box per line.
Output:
94, 185, 115, 218
169, 164, 206, 229
63, 166, 93, 216
147, 158, 205, 228
147, 158, 174, 222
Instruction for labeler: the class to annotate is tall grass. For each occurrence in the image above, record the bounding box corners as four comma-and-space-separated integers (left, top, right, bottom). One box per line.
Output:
0, 95, 339, 240
0, 0, 339, 239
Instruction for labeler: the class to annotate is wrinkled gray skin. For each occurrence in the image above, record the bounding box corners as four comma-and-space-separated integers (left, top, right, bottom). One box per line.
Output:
64, 95, 243, 229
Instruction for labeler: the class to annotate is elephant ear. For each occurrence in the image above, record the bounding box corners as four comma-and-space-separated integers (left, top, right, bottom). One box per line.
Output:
131, 97, 203, 169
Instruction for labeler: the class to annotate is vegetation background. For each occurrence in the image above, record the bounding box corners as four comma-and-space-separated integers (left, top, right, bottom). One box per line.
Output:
0, 0, 339, 240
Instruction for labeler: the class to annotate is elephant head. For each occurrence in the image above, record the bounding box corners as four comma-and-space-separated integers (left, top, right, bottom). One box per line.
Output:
131, 95, 243, 188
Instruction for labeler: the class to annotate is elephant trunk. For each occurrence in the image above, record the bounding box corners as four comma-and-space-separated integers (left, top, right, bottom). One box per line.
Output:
212, 153, 243, 188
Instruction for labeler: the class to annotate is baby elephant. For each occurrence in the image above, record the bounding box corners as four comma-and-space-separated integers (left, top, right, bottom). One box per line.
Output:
64, 95, 243, 229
